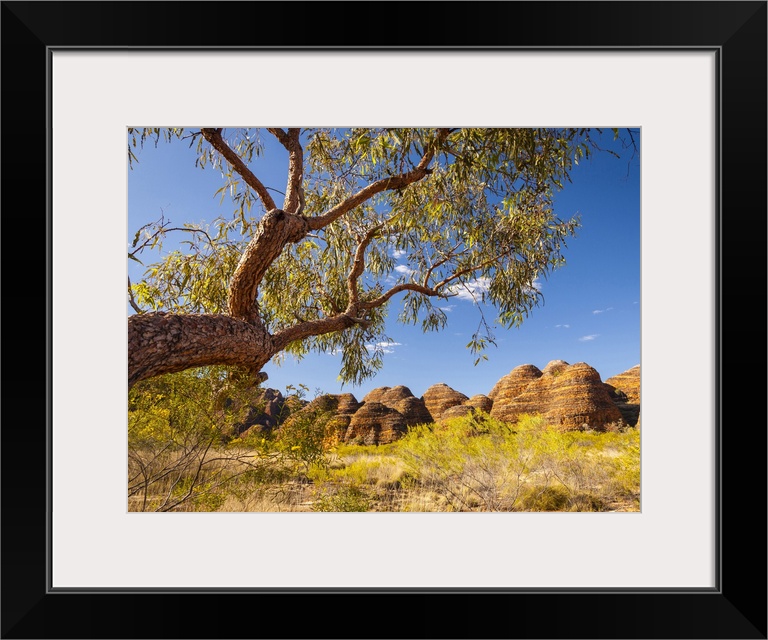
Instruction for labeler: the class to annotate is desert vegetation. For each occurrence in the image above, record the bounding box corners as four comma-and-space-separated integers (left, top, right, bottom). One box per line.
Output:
128, 369, 639, 513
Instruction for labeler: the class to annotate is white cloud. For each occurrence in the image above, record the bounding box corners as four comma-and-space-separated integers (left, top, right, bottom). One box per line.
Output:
448, 277, 491, 302
555, 324, 570, 329
438, 305, 456, 312
592, 307, 614, 315
579, 334, 600, 342
526, 277, 542, 292
394, 264, 415, 276
391, 249, 407, 259
447, 276, 538, 302
365, 341, 403, 354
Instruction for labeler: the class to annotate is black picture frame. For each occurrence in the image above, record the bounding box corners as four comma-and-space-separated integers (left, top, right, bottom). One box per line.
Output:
2, 1, 765, 638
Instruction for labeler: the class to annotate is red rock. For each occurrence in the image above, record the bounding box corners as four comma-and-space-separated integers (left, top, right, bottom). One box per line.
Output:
421, 383, 469, 421
465, 394, 493, 414
490, 362, 623, 430
488, 364, 543, 405
344, 402, 408, 445
605, 365, 641, 426
605, 365, 641, 404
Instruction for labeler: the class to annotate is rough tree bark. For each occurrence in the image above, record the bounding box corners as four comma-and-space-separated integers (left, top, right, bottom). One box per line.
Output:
128, 312, 274, 388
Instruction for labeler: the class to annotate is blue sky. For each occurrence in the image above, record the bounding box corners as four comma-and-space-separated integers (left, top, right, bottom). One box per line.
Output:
128, 129, 640, 400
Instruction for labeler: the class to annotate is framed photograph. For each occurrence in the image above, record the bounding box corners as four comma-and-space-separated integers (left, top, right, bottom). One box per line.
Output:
3, 1, 765, 638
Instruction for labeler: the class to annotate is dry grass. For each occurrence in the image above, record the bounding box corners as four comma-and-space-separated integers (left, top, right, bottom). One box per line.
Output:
128, 412, 640, 513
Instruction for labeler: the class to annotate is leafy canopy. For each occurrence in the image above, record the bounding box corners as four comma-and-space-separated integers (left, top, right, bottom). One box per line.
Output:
129, 127, 617, 385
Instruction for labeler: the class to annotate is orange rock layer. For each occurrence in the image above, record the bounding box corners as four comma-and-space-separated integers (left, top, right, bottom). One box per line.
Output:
236, 362, 641, 443
490, 361, 624, 431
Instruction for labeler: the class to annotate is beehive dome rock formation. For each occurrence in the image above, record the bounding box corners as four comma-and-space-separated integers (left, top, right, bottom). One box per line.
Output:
490, 361, 623, 430
465, 394, 493, 413
542, 359, 570, 376
345, 402, 408, 445
361, 387, 389, 404
605, 365, 641, 426
358, 386, 432, 426
336, 393, 362, 416
538, 362, 623, 430
250, 360, 639, 445
435, 394, 494, 424
605, 365, 640, 405
421, 383, 469, 422
488, 364, 543, 404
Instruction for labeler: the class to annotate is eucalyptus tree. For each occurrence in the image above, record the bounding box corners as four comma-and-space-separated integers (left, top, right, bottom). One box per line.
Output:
128, 127, 617, 389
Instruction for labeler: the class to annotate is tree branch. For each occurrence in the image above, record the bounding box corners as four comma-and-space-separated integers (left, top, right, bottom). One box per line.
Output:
360, 283, 440, 310
268, 128, 305, 214
128, 312, 274, 387
306, 128, 452, 231
422, 241, 465, 288
433, 243, 518, 293
271, 312, 362, 353
128, 276, 144, 314
129, 215, 216, 263
356, 240, 518, 312
346, 225, 383, 311
266, 127, 288, 145
200, 128, 278, 211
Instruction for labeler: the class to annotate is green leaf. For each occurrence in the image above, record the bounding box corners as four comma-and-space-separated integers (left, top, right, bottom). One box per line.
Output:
128, 127, 606, 385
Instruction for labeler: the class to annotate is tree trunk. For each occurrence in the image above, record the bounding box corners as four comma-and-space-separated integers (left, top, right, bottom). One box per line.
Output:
128, 312, 275, 388
227, 209, 308, 323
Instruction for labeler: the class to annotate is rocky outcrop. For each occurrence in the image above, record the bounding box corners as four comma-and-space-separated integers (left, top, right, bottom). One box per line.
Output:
381, 386, 432, 425
488, 364, 543, 404
361, 387, 389, 404
434, 394, 494, 424
539, 362, 624, 430
439, 404, 476, 422
358, 386, 433, 427
322, 393, 363, 445
490, 361, 623, 430
378, 385, 414, 404
343, 386, 432, 444
234, 360, 639, 445
345, 402, 408, 445
465, 394, 493, 413
231, 387, 293, 436
606, 365, 641, 404
389, 397, 433, 427
422, 383, 469, 422
542, 359, 570, 376
335, 393, 362, 418
605, 365, 641, 426
603, 383, 628, 403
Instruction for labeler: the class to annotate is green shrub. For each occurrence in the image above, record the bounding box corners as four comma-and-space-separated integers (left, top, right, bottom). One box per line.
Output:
128, 367, 294, 512
275, 407, 332, 474
129, 375, 641, 512
392, 411, 639, 512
